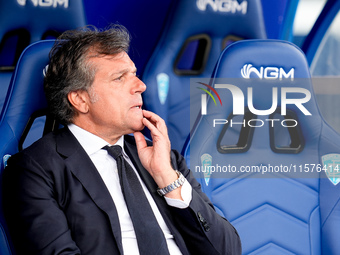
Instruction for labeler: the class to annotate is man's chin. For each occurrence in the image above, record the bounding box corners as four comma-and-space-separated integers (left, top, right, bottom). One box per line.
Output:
132, 120, 145, 133
136, 124, 145, 132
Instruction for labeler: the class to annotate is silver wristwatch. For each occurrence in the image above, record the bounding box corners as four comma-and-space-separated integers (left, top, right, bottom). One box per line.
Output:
157, 170, 185, 196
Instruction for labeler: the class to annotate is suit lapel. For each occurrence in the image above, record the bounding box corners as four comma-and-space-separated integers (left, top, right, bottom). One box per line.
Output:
56, 128, 124, 254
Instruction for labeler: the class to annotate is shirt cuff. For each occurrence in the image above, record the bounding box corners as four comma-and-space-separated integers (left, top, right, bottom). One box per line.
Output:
164, 179, 192, 209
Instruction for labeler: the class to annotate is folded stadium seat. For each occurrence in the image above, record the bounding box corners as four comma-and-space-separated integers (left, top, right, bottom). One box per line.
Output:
142, 0, 267, 152
0, 0, 86, 112
184, 40, 340, 254
0, 40, 57, 255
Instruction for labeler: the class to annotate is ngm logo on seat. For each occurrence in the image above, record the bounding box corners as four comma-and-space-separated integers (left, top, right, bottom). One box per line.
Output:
197, 0, 248, 14
241, 64, 295, 80
17, 0, 68, 8
199, 64, 312, 128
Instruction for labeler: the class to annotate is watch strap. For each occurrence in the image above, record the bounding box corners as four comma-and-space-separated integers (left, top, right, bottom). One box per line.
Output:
157, 170, 185, 196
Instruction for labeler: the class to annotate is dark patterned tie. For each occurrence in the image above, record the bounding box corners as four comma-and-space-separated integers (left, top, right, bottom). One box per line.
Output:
104, 145, 170, 255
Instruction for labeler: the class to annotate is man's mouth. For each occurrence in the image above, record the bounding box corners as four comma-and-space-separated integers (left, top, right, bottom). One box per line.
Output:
132, 104, 142, 109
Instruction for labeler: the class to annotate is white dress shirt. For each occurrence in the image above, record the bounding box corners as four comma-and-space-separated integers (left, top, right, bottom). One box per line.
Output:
68, 124, 192, 255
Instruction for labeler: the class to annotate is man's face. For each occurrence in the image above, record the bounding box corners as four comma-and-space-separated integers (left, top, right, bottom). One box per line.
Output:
84, 51, 146, 140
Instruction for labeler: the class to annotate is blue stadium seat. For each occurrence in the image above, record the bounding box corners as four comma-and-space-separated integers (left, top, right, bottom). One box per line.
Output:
261, 0, 299, 41
142, 0, 267, 152
0, 40, 56, 255
300, 0, 340, 143
184, 40, 340, 254
0, 0, 86, 112
302, 0, 340, 66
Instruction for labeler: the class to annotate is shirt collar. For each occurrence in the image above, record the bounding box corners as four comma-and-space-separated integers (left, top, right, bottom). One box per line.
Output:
68, 124, 125, 156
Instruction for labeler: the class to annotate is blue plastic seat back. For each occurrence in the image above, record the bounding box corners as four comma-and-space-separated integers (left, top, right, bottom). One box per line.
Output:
261, 0, 299, 40
0, 0, 86, 112
0, 40, 55, 255
0, 0, 86, 43
185, 40, 340, 254
142, 0, 267, 152
302, 0, 340, 66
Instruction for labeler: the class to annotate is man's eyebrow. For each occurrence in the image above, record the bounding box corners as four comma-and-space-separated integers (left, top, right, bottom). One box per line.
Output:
109, 68, 137, 77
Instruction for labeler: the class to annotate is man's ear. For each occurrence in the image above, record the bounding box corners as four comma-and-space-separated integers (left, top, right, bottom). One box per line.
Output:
67, 90, 90, 114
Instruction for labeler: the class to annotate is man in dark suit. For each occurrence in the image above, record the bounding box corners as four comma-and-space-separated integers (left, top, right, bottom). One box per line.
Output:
2, 25, 241, 254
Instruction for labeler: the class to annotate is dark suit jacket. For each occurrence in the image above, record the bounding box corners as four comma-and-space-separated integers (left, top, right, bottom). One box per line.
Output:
2, 127, 241, 255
